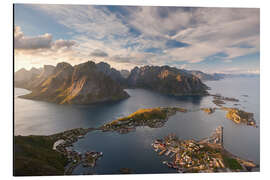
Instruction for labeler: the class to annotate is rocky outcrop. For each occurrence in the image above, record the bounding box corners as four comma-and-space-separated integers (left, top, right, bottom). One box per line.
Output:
127, 65, 209, 96
18, 61, 129, 104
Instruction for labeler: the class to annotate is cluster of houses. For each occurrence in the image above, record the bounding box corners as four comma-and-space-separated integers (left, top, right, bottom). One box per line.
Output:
204, 126, 223, 146
152, 129, 227, 173
83, 151, 103, 168
102, 116, 168, 134
51, 128, 103, 174
102, 107, 188, 134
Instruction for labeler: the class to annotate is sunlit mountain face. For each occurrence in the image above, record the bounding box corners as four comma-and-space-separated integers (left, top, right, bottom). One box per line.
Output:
14, 4, 259, 75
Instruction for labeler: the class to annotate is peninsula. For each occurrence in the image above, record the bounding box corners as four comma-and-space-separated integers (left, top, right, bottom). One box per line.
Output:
101, 107, 188, 133
14, 128, 101, 176
152, 127, 257, 173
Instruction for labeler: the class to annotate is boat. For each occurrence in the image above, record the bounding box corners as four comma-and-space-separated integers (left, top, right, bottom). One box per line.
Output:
162, 161, 168, 164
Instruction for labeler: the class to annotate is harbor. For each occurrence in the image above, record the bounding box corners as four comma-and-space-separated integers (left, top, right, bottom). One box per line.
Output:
151, 127, 257, 173
50, 128, 103, 174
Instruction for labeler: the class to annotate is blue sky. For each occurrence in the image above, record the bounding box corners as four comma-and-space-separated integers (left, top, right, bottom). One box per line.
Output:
14, 4, 260, 74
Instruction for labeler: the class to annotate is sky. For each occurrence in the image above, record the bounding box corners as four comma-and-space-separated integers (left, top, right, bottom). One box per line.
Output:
14, 4, 260, 74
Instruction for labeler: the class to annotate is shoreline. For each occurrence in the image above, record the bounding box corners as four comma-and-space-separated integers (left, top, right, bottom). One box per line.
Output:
151, 127, 258, 173
14, 87, 259, 175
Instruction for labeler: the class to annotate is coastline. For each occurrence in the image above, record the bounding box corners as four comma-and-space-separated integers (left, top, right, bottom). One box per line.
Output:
14, 79, 260, 175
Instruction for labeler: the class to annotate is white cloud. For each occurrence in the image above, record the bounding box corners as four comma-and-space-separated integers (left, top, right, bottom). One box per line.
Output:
16, 5, 260, 72
14, 25, 79, 70
14, 26, 52, 50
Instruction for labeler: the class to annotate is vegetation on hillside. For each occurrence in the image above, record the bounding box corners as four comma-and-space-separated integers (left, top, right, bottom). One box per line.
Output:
14, 135, 68, 176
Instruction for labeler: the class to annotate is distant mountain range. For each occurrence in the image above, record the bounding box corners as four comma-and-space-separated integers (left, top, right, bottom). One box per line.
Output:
14, 61, 258, 104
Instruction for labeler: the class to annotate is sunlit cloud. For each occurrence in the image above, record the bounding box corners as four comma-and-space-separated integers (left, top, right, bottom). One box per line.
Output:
14, 4, 260, 74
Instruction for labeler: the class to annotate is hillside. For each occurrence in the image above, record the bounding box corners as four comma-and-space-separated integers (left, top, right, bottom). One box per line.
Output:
14, 135, 68, 176
16, 61, 129, 104
127, 65, 209, 96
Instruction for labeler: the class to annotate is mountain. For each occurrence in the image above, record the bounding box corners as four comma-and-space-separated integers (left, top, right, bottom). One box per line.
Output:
96, 62, 126, 86
14, 67, 42, 89
127, 65, 209, 96
16, 61, 129, 104
188, 70, 224, 81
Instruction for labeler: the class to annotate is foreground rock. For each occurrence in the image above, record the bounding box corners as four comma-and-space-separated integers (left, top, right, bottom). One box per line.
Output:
16, 61, 129, 104
127, 65, 209, 96
101, 107, 187, 133
152, 127, 258, 173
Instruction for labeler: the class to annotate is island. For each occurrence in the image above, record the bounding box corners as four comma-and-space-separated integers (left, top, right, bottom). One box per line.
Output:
100, 107, 188, 133
211, 94, 239, 106
221, 107, 256, 126
152, 127, 257, 173
200, 108, 216, 114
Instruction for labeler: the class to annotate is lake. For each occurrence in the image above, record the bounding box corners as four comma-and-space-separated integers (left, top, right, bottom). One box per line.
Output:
14, 77, 260, 174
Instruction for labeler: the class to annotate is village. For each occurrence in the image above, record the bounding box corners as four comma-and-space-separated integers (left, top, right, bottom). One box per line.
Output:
50, 128, 103, 174
151, 126, 256, 173
49, 106, 256, 175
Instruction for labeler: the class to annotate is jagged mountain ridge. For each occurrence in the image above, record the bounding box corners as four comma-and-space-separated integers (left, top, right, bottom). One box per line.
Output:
127, 65, 209, 96
15, 61, 218, 104
15, 61, 129, 104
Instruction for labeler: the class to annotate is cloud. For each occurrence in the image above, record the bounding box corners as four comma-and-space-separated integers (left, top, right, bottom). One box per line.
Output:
216, 67, 260, 75
90, 49, 108, 57
14, 26, 52, 50
14, 25, 80, 70
53, 39, 76, 49
14, 25, 76, 51
16, 5, 260, 72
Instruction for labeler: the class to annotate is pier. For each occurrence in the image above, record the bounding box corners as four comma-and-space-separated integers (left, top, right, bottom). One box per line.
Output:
200, 126, 223, 147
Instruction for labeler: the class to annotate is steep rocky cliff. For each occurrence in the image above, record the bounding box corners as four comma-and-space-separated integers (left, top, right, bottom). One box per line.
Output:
127, 65, 209, 96
96, 62, 126, 86
17, 61, 129, 104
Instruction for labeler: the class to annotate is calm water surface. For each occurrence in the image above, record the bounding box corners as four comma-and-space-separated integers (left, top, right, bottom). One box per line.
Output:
14, 77, 260, 174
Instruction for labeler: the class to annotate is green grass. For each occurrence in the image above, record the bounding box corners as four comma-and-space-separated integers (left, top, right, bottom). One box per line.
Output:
108, 108, 168, 126
14, 135, 69, 176
222, 155, 243, 170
